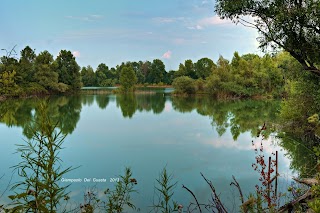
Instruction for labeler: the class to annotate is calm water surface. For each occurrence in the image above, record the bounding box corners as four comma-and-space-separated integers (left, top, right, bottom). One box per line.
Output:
0, 90, 304, 211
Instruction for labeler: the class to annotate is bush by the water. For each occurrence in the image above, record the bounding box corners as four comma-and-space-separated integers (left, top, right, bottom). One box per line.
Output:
172, 76, 195, 94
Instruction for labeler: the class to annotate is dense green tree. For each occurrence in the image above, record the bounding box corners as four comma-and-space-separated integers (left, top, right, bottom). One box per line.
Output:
206, 56, 235, 98
195, 57, 215, 79
55, 50, 81, 90
174, 63, 187, 78
34, 51, 63, 92
95, 69, 107, 87
0, 54, 19, 75
184, 59, 196, 79
95, 63, 109, 86
0, 54, 20, 95
130, 61, 144, 84
119, 66, 137, 92
141, 61, 151, 83
164, 70, 175, 85
0, 70, 19, 95
81, 66, 96, 87
96, 63, 109, 75
108, 67, 118, 82
18, 46, 36, 85
148, 59, 165, 84
215, 0, 320, 75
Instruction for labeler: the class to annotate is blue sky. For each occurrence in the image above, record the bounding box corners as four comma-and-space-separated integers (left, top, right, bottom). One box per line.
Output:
0, 0, 260, 70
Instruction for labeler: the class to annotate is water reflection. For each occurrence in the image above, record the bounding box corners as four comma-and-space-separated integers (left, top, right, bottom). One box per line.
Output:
0, 96, 81, 138
172, 96, 280, 140
0, 93, 315, 181
95, 95, 109, 109
116, 94, 137, 118
278, 133, 317, 177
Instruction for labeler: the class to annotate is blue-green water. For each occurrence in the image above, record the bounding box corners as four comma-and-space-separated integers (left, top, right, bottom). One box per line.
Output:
0, 91, 298, 211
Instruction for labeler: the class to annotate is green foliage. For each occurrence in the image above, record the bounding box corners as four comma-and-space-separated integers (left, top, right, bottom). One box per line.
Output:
195, 57, 215, 79
81, 66, 96, 87
103, 167, 138, 213
172, 76, 195, 94
280, 58, 320, 138
194, 78, 206, 93
203, 53, 285, 98
309, 198, 320, 213
18, 46, 36, 85
215, 0, 320, 75
0, 70, 20, 96
95, 63, 109, 87
9, 103, 73, 212
34, 51, 61, 92
151, 167, 179, 213
55, 50, 82, 91
119, 66, 137, 92
148, 59, 166, 84
0, 46, 84, 97
241, 193, 263, 213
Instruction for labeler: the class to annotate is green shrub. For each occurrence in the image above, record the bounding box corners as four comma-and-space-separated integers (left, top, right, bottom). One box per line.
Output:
172, 76, 195, 94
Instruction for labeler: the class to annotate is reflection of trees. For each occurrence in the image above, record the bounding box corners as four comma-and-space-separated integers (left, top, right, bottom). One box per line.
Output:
0, 99, 34, 128
81, 95, 95, 106
171, 95, 317, 177
136, 93, 165, 114
278, 133, 317, 177
116, 93, 166, 118
171, 96, 197, 113
116, 94, 137, 118
0, 96, 82, 138
172, 96, 280, 140
96, 95, 110, 109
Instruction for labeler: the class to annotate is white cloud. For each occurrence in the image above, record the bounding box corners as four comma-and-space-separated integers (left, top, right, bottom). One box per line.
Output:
188, 25, 203, 30
152, 16, 186, 24
162, 50, 172, 59
65, 15, 104, 22
90, 14, 103, 19
188, 15, 234, 30
199, 15, 233, 27
152, 17, 176, 23
72, 51, 81, 58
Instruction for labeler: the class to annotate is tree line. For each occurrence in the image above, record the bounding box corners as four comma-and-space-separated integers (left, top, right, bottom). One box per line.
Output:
0, 45, 293, 98
173, 52, 291, 98
0, 47, 82, 96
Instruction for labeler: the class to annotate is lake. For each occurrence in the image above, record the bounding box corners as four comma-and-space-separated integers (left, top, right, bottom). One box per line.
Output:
0, 89, 309, 212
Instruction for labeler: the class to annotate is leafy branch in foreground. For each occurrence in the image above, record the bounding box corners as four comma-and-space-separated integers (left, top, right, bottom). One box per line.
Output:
8, 102, 73, 213
151, 167, 181, 213
103, 167, 138, 213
